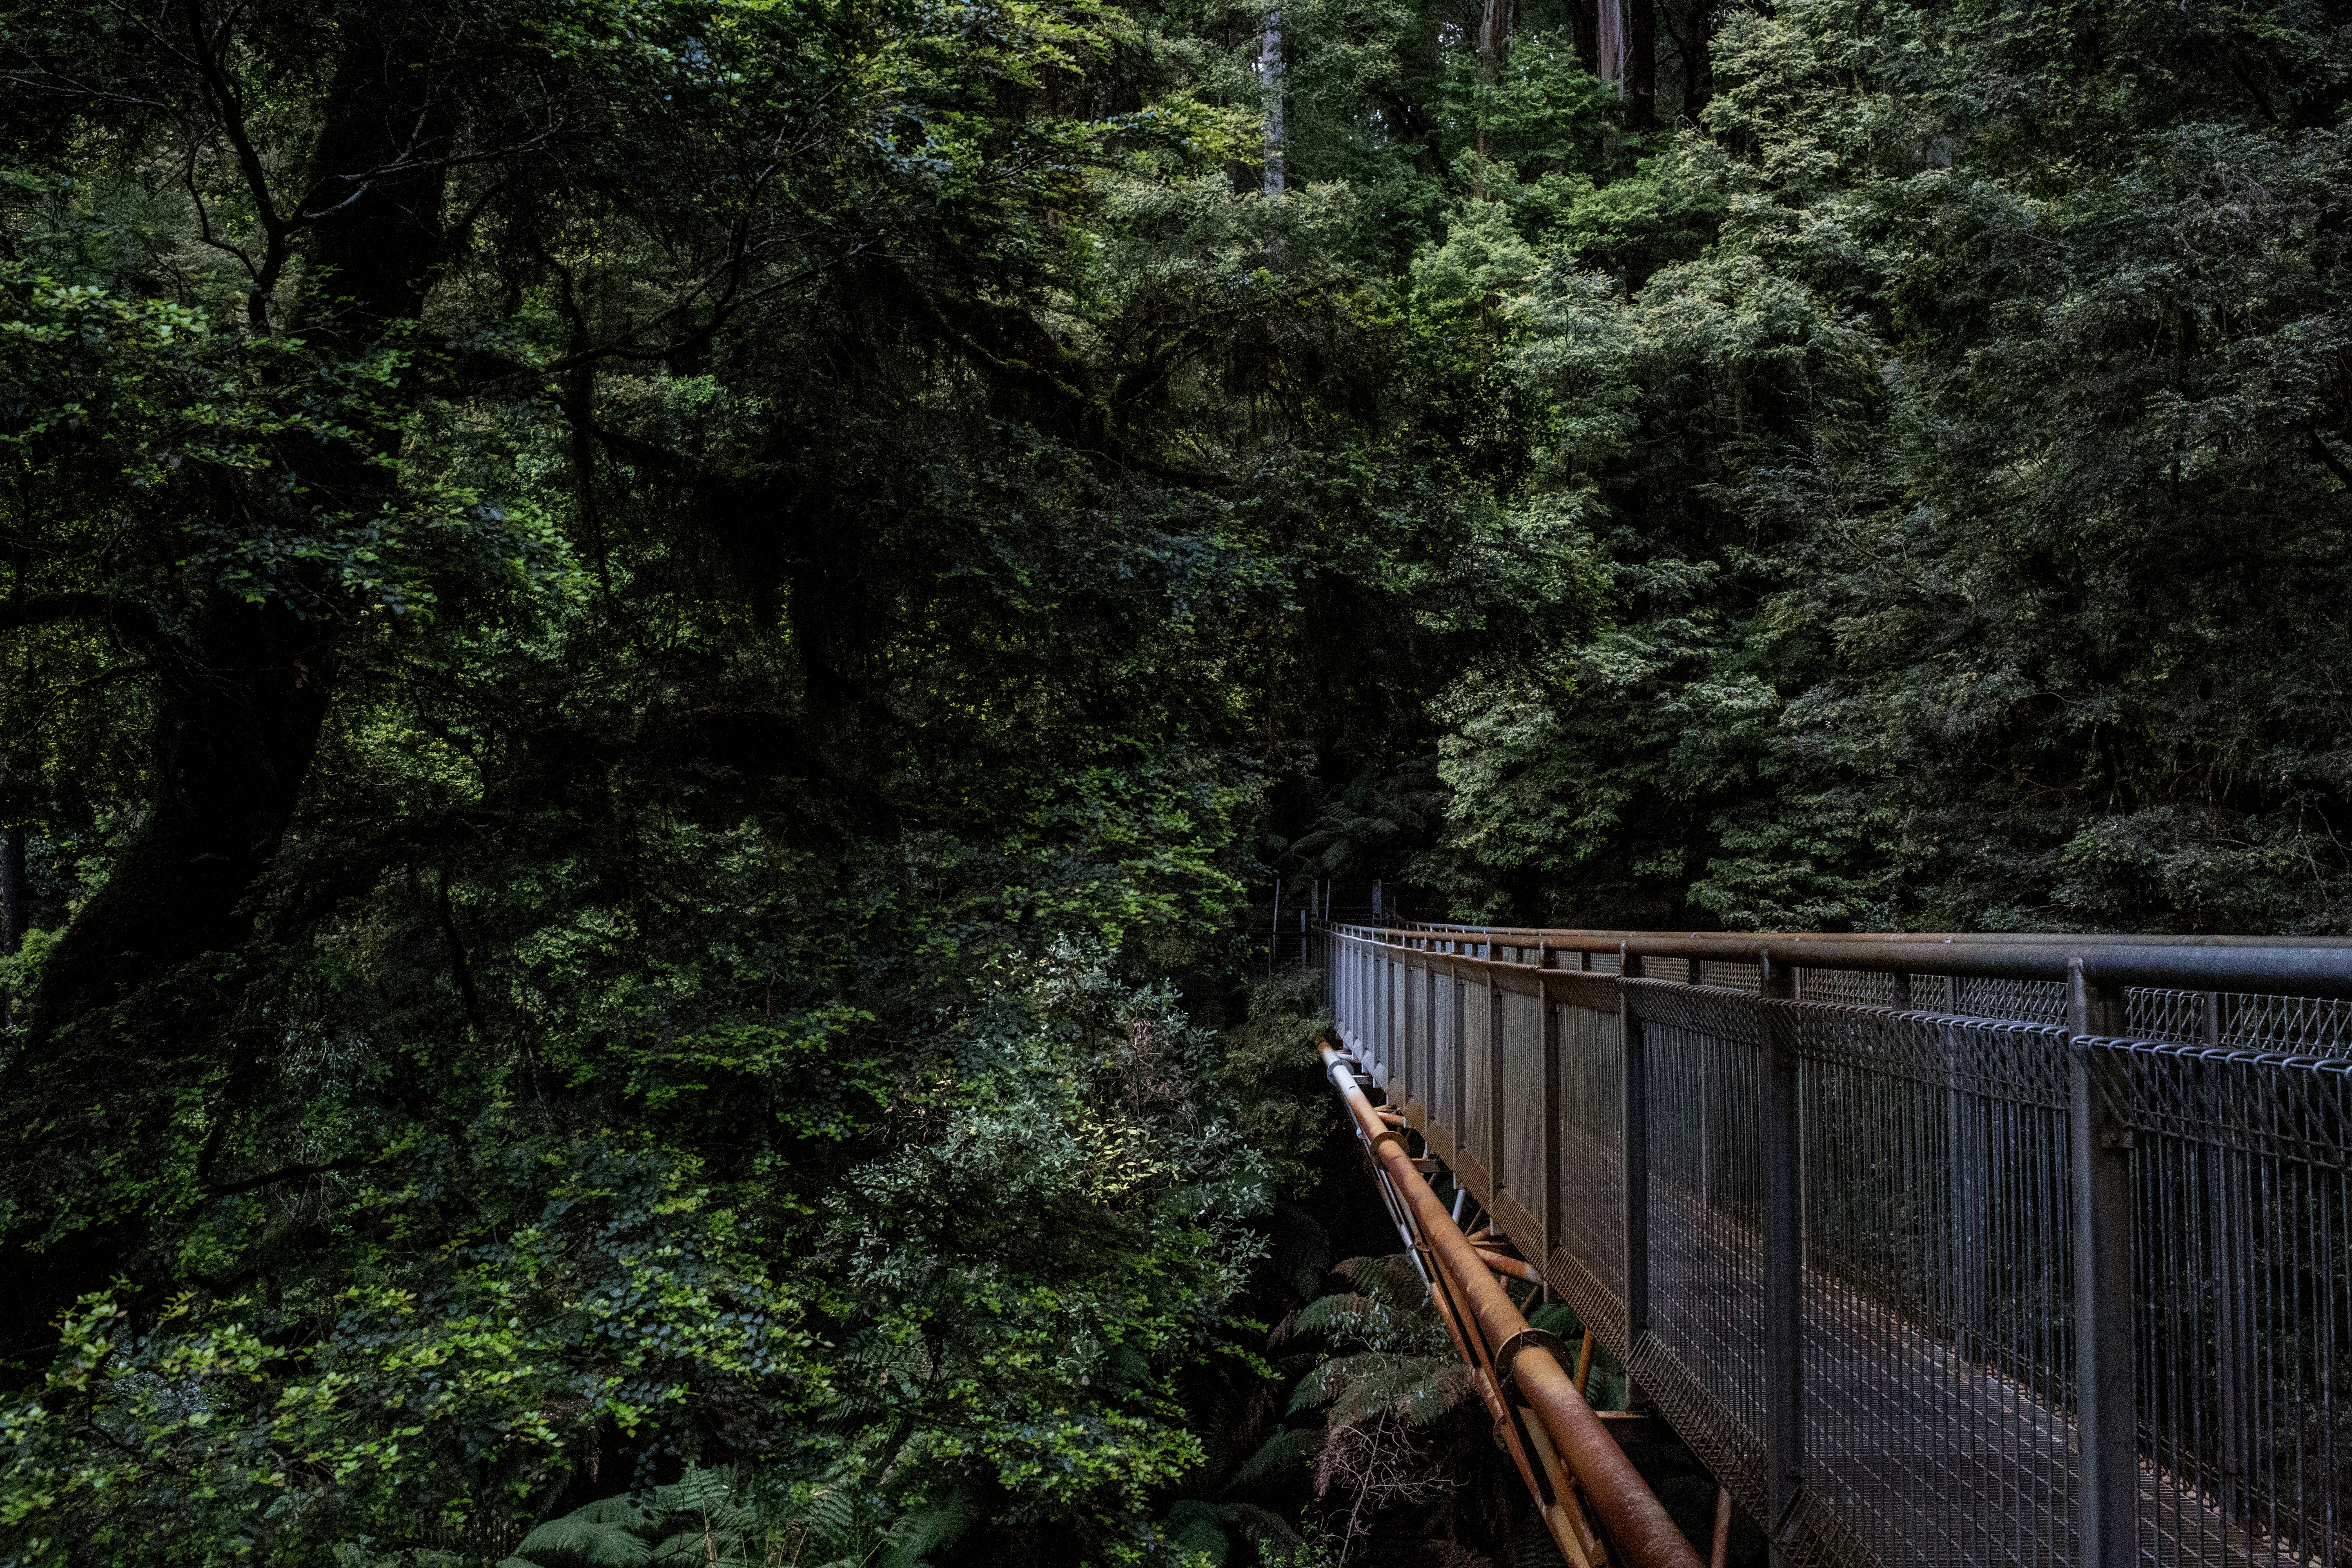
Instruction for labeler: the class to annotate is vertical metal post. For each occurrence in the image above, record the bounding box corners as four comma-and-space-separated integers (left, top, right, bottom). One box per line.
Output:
1946, 1020, 1985, 1341
1490, 980, 1506, 1198
2207, 1123, 2247, 1521
1621, 944, 1648, 1363
1453, 968, 1468, 1148
1758, 954, 1805, 1555
1542, 977, 1564, 1268
1426, 966, 1440, 1119
2068, 960, 2133, 1568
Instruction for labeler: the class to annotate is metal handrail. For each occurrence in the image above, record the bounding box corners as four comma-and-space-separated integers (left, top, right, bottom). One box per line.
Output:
1332, 922, 2352, 998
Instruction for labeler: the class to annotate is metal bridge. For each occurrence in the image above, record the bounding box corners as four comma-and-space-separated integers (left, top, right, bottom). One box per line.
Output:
1312, 922, 2352, 1568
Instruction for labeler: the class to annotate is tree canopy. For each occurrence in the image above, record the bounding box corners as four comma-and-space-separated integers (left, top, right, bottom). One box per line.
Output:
1, 0, 2346, 1561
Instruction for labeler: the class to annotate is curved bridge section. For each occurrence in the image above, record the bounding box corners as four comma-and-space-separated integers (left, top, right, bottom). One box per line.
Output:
1317, 924, 2352, 1568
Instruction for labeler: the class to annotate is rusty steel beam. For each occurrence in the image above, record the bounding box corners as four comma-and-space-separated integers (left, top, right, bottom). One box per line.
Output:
1319, 1037, 1706, 1568
1472, 1245, 1544, 1286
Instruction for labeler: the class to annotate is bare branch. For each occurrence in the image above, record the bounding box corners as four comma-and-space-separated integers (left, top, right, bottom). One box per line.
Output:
179, 0, 292, 324
205, 1156, 370, 1200
467, 246, 862, 394
2313, 429, 2352, 491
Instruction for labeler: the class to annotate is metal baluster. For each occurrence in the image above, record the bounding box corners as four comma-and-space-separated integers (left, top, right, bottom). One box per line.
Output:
2069, 961, 2134, 1568
1759, 953, 1806, 1561
1621, 944, 1648, 1380
1543, 978, 1564, 1274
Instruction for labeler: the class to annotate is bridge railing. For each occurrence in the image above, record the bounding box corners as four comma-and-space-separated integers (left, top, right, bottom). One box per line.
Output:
1319, 923, 2352, 1568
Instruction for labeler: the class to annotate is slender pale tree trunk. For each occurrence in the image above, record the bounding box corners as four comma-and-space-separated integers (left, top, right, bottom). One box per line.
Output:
1597, 0, 1625, 87
1474, 0, 1510, 195
1260, 9, 1285, 197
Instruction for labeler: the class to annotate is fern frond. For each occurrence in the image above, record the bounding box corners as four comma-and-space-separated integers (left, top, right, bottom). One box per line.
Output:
1226, 1425, 1322, 1492
510, 1505, 655, 1568
1164, 1500, 1232, 1567
1221, 1501, 1304, 1550
1526, 1302, 1583, 1341
877, 1492, 973, 1568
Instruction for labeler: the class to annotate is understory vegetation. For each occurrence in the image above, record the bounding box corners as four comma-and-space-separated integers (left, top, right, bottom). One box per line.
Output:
0, 0, 2346, 1560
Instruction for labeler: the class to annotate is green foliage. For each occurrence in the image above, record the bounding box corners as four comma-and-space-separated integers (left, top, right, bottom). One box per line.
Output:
4, 0, 2348, 1561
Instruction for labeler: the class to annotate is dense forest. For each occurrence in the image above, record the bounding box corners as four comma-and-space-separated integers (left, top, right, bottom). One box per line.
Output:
1, 0, 2347, 1560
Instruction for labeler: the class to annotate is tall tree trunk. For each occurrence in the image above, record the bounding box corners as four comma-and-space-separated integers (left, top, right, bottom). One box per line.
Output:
1477, 0, 1511, 85
1665, 0, 1712, 122
1598, 0, 1626, 87
1627, 0, 1657, 127
0, 15, 451, 1381
1260, 9, 1285, 198
25, 601, 340, 1032
1474, 0, 1510, 195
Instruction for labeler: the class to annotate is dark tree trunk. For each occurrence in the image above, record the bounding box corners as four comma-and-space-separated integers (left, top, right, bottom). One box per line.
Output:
1572, 0, 1599, 76
1, 821, 22, 1029
26, 600, 339, 1031
1675, 0, 1712, 122
27, 33, 446, 1039
0, 15, 450, 1381
1627, 0, 1658, 128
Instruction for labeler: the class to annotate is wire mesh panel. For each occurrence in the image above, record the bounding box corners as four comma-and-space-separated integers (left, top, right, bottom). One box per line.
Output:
1347, 941, 1362, 1055
1701, 958, 1763, 992
2109, 1042, 2352, 1568
1798, 968, 1897, 1007
2213, 991, 2352, 1056
1950, 977, 2069, 1026
2123, 989, 2352, 1058
1385, 954, 1400, 1084
1374, 949, 1397, 1100
1633, 982, 1771, 1479
1459, 971, 1497, 1200
1549, 973, 1628, 1353
1793, 1004, 2080, 1567
1428, 965, 1458, 1165
1392, 959, 1411, 1114
1496, 980, 1549, 1255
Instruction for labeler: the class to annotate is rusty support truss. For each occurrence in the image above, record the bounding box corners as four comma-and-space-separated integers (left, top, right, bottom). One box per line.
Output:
1317, 1036, 1706, 1568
